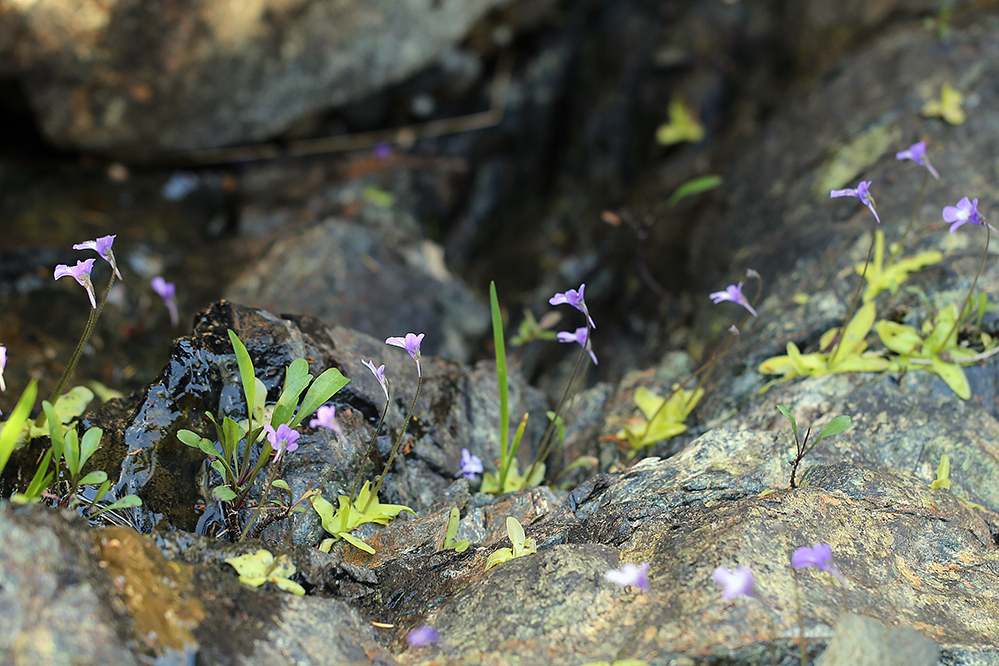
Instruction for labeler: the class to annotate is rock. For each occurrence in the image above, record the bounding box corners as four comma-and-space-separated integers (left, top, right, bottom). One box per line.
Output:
225, 217, 489, 364
87, 300, 547, 537
816, 613, 939, 666
0, 0, 512, 156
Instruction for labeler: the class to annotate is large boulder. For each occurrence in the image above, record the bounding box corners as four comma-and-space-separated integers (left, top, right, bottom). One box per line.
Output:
0, 0, 511, 156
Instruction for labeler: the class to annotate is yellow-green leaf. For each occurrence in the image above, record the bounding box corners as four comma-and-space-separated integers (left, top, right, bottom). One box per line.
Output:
930, 453, 951, 490
225, 549, 305, 596
655, 97, 704, 146
922, 83, 965, 125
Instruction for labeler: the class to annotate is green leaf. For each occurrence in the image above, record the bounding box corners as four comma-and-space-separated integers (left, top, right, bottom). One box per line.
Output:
89, 494, 143, 518
78, 470, 108, 487
655, 97, 705, 146
930, 453, 951, 490
178, 429, 205, 448
362, 185, 395, 210
225, 549, 305, 595
485, 517, 536, 570
454, 540, 470, 552
776, 405, 799, 447
922, 83, 965, 125
506, 516, 525, 552
221, 417, 242, 462
813, 415, 851, 445
930, 356, 970, 400
311, 482, 414, 552
444, 507, 461, 550
78, 427, 103, 468
337, 531, 376, 554
0, 380, 37, 476
290, 368, 350, 428
272, 358, 313, 426
213, 485, 237, 502
618, 386, 703, 450
857, 231, 941, 302
228, 329, 257, 428
41, 400, 65, 464
491, 281, 510, 467
666, 175, 722, 208
94, 479, 111, 503
15, 448, 53, 504
63, 428, 81, 478
271, 479, 290, 491
30, 386, 95, 440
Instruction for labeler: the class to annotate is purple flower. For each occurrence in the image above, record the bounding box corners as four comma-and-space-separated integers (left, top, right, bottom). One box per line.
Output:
557, 327, 598, 365
361, 359, 389, 400
604, 562, 650, 592
54, 258, 97, 309
830, 180, 880, 224
385, 333, 425, 377
895, 141, 939, 180
550, 284, 596, 329
0, 345, 6, 392
373, 142, 392, 160
309, 405, 344, 439
455, 448, 483, 480
263, 423, 300, 457
406, 625, 440, 647
151, 276, 179, 327
73, 234, 122, 280
791, 543, 847, 586
712, 566, 755, 600
943, 197, 994, 233
708, 282, 758, 317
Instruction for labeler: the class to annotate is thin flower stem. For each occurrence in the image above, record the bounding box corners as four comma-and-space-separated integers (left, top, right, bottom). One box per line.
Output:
365, 376, 422, 513
49, 273, 115, 404
238, 454, 283, 543
635, 273, 760, 448
348, 394, 392, 506
827, 220, 877, 367
888, 169, 929, 265
936, 224, 990, 354
524, 321, 591, 484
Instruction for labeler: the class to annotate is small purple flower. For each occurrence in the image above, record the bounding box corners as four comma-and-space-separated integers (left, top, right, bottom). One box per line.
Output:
604, 562, 650, 592
361, 359, 389, 400
73, 234, 122, 280
830, 180, 880, 224
550, 284, 596, 329
54, 258, 97, 309
0, 345, 6, 392
557, 327, 598, 365
455, 448, 483, 480
712, 566, 755, 600
791, 543, 847, 586
309, 405, 344, 439
373, 142, 392, 160
895, 141, 940, 180
406, 625, 440, 648
943, 197, 994, 233
708, 282, 758, 317
385, 333, 425, 377
263, 423, 300, 457
151, 276, 179, 327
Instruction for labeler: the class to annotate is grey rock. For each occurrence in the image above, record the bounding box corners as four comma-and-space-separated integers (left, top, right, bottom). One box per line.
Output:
0, 0, 512, 156
225, 217, 489, 364
815, 613, 939, 666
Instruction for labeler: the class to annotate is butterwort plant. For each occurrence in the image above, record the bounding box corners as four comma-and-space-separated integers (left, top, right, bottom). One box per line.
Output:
310, 335, 424, 553
179, 329, 349, 541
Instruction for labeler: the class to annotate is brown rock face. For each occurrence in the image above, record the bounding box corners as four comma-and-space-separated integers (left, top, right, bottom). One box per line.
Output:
1, 0, 510, 157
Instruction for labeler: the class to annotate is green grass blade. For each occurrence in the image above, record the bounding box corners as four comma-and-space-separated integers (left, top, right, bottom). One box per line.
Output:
490, 282, 510, 480
0, 379, 37, 475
